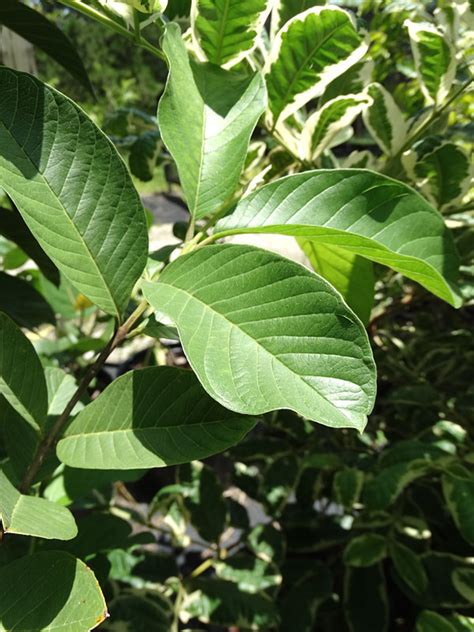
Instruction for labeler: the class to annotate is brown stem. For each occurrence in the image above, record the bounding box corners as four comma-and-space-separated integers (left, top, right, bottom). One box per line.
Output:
19, 301, 148, 493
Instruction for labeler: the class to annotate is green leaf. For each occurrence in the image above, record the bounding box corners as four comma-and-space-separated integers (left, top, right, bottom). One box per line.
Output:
57, 366, 256, 469
102, 593, 172, 632
0, 68, 148, 317
405, 20, 456, 104
299, 241, 374, 324
343, 534, 387, 567
389, 540, 428, 595
0, 0, 93, 94
45, 367, 84, 417
333, 467, 364, 510
0, 271, 56, 329
363, 83, 408, 156
344, 564, 389, 632
216, 170, 461, 307
452, 568, 474, 603
0, 205, 59, 285
301, 94, 371, 161
0, 311, 47, 429
129, 131, 160, 182
158, 24, 266, 220
363, 460, 431, 510
248, 524, 285, 565
265, 6, 367, 127
182, 578, 280, 628
214, 554, 282, 593
191, 0, 271, 67
0, 551, 107, 631
403, 138, 472, 211
442, 472, 474, 546
179, 461, 227, 542
142, 244, 376, 431
0, 470, 77, 540
416, 611, 457, 632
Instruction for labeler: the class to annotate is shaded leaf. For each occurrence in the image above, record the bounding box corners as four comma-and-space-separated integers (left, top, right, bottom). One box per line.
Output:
333, 467, 364, 510
0, 311, 47, 429
299, 241, 374, 324
0, 0, 93, 94
344, 564, 389, 632
143, 244, 376, 431
0, 551, 107, 631
343, 534, 387, 567
0, 271, 55, 329
442, 471, 474, 546
389, 540, 428, 595
57, 367, 256, 469
214, 554, 282, 593
0, 205, 59, 285
416, 611, 457, 632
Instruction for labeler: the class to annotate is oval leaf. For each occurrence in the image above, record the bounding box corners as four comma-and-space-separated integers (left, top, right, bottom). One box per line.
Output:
343, 534, 387, 567
389, 540, 428, 595
0, 311, 47, 429
0, 551, 107, 631
57, 366, 256, 469
442, 471, 474, 546
216, 170, 461, 307
143, 244, 376, 431
191, 0, 271, 67
363, 82, 408, 156
159, 23, 266, 220
0, 470, 77, 540
265, 6, 368, 127
0, 68, 148, 317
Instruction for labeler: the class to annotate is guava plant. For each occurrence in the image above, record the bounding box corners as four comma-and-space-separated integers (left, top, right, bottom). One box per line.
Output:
0, 0, 472, 630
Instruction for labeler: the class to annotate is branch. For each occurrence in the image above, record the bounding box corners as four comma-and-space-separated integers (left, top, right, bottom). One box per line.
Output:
19, 300, 148, 493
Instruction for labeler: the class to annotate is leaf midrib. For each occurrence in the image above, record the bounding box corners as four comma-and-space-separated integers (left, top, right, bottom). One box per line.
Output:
0, 106, 118, 316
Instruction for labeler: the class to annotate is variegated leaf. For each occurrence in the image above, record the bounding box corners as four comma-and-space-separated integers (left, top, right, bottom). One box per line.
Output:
363, 83, 408, 156
405, 20, 456, 105
265, 6, 368, 127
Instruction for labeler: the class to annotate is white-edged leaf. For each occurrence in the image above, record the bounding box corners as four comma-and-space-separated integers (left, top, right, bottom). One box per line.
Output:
363, 83, 408, 156
416, 611, 457, 632
442, 471, 474, 546
0, 68, 148, 317
158, 23, 266, 220
0, 311, 47, 429
215, 170, 461, 307
57, 366, 256, 469
301, 94, 371, 161
343, 534, 387, 567
402, 138, 472, 211
191, 0, 272, 68
0, 470, 77, 540
405, 20, 456, 104
265, 6, 368, 127
143, 244, 376, 432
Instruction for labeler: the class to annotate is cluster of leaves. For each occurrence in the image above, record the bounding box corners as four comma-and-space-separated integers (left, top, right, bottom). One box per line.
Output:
0, 0, 473, 630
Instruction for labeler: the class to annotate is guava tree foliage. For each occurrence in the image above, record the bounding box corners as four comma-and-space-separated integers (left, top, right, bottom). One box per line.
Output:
0, 0, 473, 630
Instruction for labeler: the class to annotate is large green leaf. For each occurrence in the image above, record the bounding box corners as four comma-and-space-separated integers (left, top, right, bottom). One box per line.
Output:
0, 205, 59, 285
343, 534, 387, 568
143, 244, 376, 431
405, 20, 456, 105
0, 0, 93, 94
0, 470, 77, 540
265, 6, 367, 127
0, 551, 107, 631
191, 0, 271, 67
57, 366, 256, 469
216, 170, 461, 307
298, 241, 374, 324
0, 311, 47, 429
158, 24, 266, 220
0, 68, 148, 317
